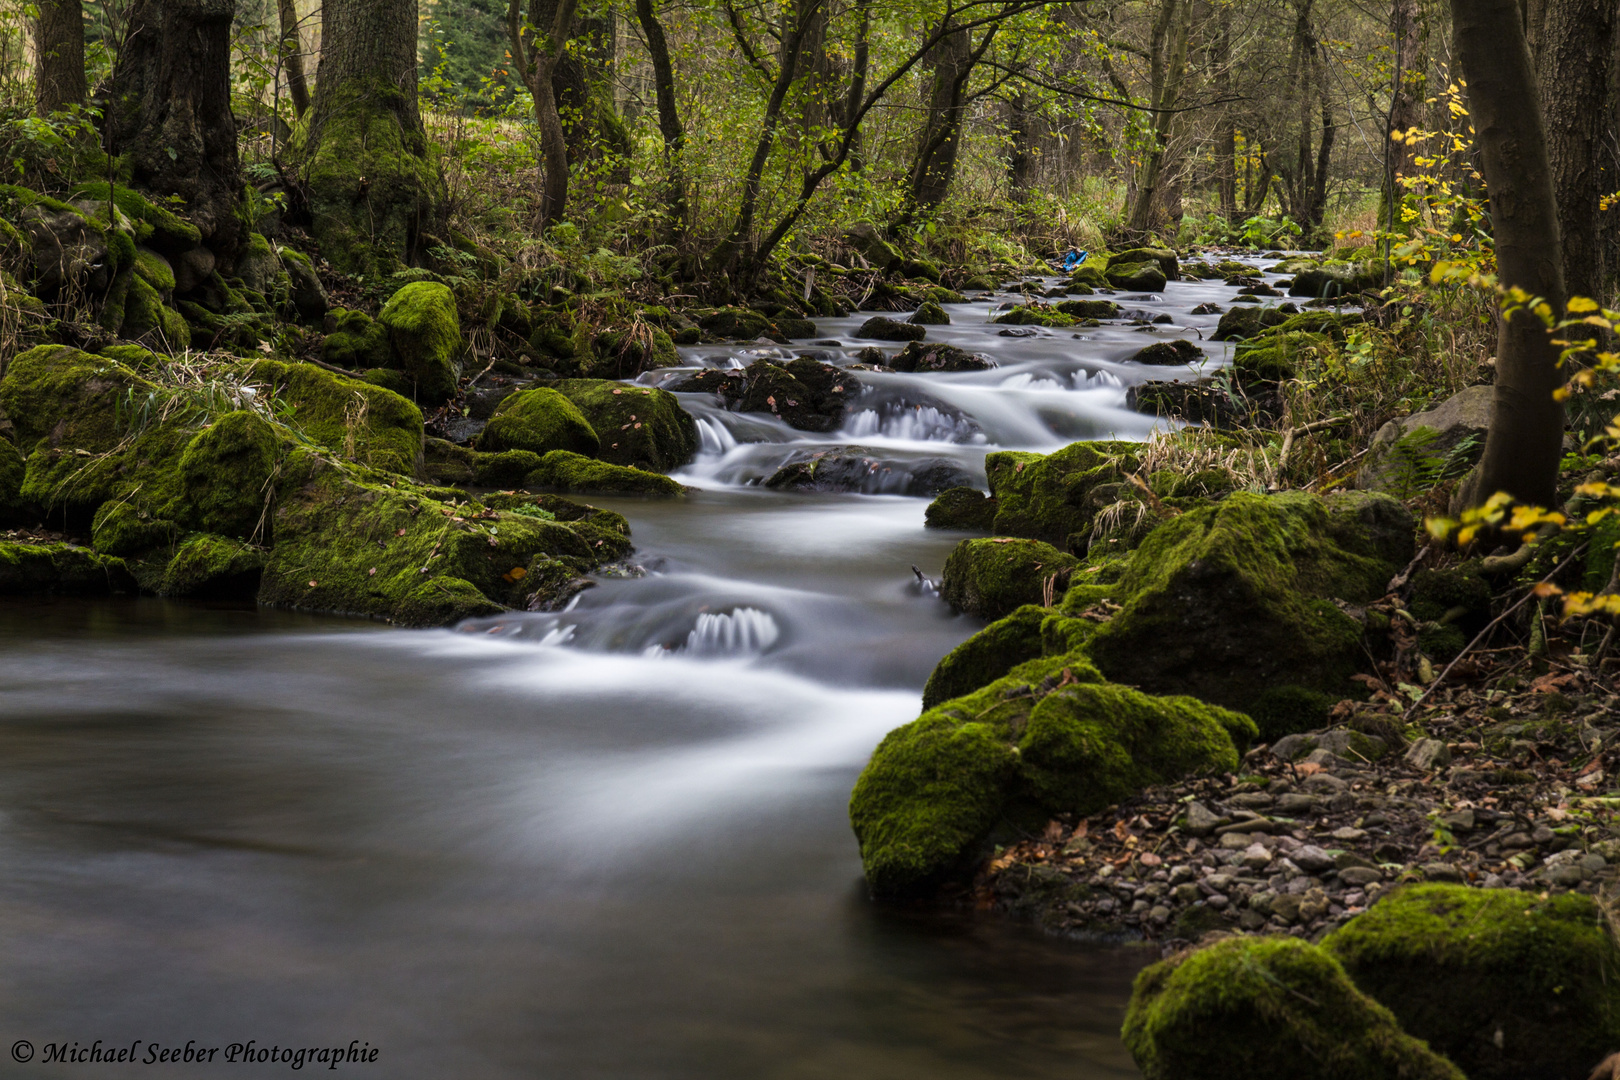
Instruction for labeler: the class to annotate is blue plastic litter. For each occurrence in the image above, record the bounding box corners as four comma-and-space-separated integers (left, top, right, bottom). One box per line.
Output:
1062, 249, 1088, 271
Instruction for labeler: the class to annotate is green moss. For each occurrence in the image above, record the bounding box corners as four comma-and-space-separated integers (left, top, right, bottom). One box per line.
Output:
97, 344, 163, 369
161, 533, 266, 598
246, 359, 423, 476
1105, 261, 1168, 291
377, 282, 461, 403
91, 500, 180, 556
1212, 305, 1289, 341
120, 274, 191, 348
321, 309, 395, 369
260, 452, 618, 625
0, 541, 136, 594
132, 247, 176, 293
941, 537, 1079, 620
179, 411, 280, 538
698, 307, 777, 341
474, 449, 543, 487
301, 82, 443, 276
992, 304, 1077, 327
909, 301, 949, 325
924, 487, 997, 531
1069, 264, 1108, 288
1323, 885, 1620, 1080
551, 379, 697, 472
523, 450, 684, 497
1247, 685, 1337, 741
477, 388, 599, 457
1123, 937, 1465, 1080
1086, 491, 1412, 716
1055, 299, 1120, 319
0, 438, 28, 526
1232, 331, 1330, 386
985, 440, 1141, 554
1108, 247, 1179, 279
851, 652, 1249, 897
1409, 564, 1490, 625
1018, 682, 1253, 811
70, 182, 201, 252
922, 604, 1047, 709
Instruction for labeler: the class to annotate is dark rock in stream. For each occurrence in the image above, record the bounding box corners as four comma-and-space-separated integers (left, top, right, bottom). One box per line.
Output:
1124, 339, 1203, 366
887, 341, 994, 373
856, 316, 927, 342
669, 358, 859, 433
764, 447, 974, 496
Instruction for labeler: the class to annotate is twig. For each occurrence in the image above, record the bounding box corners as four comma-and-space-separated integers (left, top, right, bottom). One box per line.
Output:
1404, 542, 1591, 721
1278, 414, 1352, 473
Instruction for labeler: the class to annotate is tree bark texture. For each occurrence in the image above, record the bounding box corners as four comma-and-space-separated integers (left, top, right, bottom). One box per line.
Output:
904, 20, 974, 219
277, 0, 311, 118
305, 0, 442, 273
1008, 92, 1037, 200
510, 0, 578, 226
33, 0, 86, 116
1534, 0, 1617, 303
1126, 0, 1191, 232
1450, 0, 1567, 510
106, 0, 244, 259
1385, 0, 1426, 218
532, 0, 630, 170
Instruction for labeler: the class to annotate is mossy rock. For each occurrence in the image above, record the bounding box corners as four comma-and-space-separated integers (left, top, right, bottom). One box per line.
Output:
1105, 261, 1167, 292
246, 359, 424, 477
908, 300, 950, 325
1055, 299, 1120, 319
523, 450, 684, 497
922, 604, 1048, 709
856, 315, 926, 341
1108, 247, 1179, 280
940, 537, 1078, 620
0, 438, 29, 526
992, 304, 1076, 328
1232, 331, 1331, 386
91, 500, 180, 556
69, 182, 201, 255
1212, 305, 1289, 341
261, 453, 616, 625
1123, 936, 1465, 1080
161, 533, 266, 598
179, 411, 280, 538
477, 388, 600, 457
132, 246, 176, 293
699, 307, 776, 341
1127, 339, 1203, 366
850, 653, 1250, 897
551, 379, 697, 472
119, 273, 190, 347
377, 281, 461, 403
1085, 491, 1414, 718
1068, 264, 1108, 289
984, 441, 1141, 554
1323, 885, 1620, 1080
474, 449, 543, 487
888, 342, 992, 373
322, 309, 395, 369
925, 486, 997, 531
0, 541, 137, 595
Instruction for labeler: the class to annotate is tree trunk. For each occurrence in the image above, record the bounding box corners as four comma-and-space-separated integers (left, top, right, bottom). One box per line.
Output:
277, 0, 310, 119
903, 20, 974, 220
1450, 0, 1567, 510
33, 0, 86, 116
533, 0, 629, 171
634, 0, 686, 234
1534, 0, 1617, 303
1008, 92, 1037, 201
1213, 8, 1236, 221
105, 0, 244, 261
510, 0, 578, 227
1387, 0, 1425, 191
304, 0, 442, 273
1126, 0, 1191, 232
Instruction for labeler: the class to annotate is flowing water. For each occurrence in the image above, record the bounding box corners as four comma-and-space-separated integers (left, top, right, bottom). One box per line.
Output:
0, 266, 1282, 1077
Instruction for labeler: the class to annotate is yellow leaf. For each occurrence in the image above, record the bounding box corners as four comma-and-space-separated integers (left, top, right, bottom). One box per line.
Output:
1567, 296, 1600, 313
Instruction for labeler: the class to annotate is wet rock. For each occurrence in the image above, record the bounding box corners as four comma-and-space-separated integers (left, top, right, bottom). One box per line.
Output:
856, 315, 926, 342
1126, 379, 1239, 428
925, 487, 997, 532
552, 379, 697, 473
1125, 339, 1203, 366
764, 446, 972, 496
1055, 298, 1120, 320
1211, 305, 1288, 341
908, 301, 950, 325
1108, 247, 1180, 281
1105, 261, 1167, 292
524, 450, 685, 497
941, 537, 1078, 620
736, 358, 857, 432
1190, 302, 1223, 315
0, 541, 136, 595
921, 604, 1046, 709
888, 341, 993, 373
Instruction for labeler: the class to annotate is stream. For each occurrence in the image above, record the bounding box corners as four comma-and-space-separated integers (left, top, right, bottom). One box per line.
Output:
0, 265, 1277, 1077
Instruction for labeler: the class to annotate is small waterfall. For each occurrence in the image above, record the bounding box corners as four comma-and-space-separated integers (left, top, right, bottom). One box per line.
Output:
842, 405, 985, 444
696, 417, 739, 455
645, 608, 782, 658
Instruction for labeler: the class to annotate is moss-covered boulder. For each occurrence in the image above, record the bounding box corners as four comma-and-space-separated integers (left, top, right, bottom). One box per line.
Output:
477, 388, 600, 457
377, 281, 461, 402
888, 342, 993, 373
1105, 261, 1168, 292
1212, 304, 1289, 341
856, 315, 926, 342
1084, 491, 1414, 721
0, 541, 136, 594
321, 309, 395, 369
179, 411, 280, 538
1123, 937, 1465, 1080
1231, 331, 1331, 387
908, 300, 950, 325
924, 486, 997, 531
941, 537, 1079, 620
261, 452, 617, 625
1068, 263, 1108, 289
1055, 298, 1120, 319
246, 360, 424, 476
90, 500, 180, 556
551, 379, 697, 472
982, 441, 1139, 554
922, 604, 1047, 709
161, 533, 266, 598
992, 304, 1076, 328
1127, 339, 1203, 366
1108, 247, 1179, 281
698, 307, 776, 341
0, 438, 29, 525
524, 450, 684, 497
1323, 885, 1620, 1080
850, 653, 1252, 896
